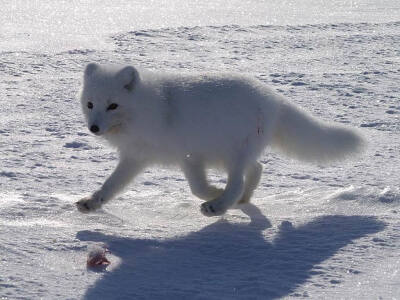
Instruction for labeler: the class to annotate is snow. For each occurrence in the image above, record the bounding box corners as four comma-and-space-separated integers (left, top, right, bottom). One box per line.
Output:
1, 1, 400, 299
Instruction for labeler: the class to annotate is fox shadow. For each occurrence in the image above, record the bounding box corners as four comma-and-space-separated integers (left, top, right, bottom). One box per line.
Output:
77, 205, 385, 299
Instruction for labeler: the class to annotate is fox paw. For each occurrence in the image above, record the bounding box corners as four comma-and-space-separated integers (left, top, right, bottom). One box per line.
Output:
200, 200, 227, 217
76, 193, 103, 213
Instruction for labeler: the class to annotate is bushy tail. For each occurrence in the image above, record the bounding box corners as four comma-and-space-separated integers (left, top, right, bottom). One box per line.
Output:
271, 101, 365, 163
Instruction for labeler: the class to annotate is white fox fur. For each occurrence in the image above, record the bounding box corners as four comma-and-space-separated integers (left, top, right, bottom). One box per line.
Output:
76, 63, 364, 216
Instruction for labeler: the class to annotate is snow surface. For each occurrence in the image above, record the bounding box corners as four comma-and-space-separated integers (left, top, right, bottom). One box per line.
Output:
1, 1, 400, 299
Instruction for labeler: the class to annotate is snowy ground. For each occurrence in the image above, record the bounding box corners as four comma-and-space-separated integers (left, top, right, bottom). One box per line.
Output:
1, 1, 400, 299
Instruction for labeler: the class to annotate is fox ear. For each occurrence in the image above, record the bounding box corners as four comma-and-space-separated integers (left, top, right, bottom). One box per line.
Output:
117, 66, 140, 92
84, 63, 99, 78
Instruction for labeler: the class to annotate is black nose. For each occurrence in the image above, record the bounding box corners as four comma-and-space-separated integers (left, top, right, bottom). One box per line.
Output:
90, 125, 99, 133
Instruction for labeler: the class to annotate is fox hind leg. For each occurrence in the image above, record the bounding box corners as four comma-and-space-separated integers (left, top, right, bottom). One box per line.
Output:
201, 164, 245, 217
182, 160, 223, 201
238, 162, 262, 204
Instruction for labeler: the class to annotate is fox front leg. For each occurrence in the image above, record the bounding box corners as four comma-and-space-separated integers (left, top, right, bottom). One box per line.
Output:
76, 159, 144, 213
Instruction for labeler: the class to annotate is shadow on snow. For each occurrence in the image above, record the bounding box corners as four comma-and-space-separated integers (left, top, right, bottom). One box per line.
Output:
77, 204, 385, 299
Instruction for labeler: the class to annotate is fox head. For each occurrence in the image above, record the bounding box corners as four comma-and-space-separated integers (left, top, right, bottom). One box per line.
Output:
80, 63, 140, 136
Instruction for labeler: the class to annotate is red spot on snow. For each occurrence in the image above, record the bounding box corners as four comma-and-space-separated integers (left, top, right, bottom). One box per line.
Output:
87, 247, 111, 267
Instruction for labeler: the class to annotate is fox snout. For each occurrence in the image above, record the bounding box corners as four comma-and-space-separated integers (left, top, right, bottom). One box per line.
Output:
90, 125, 100, 134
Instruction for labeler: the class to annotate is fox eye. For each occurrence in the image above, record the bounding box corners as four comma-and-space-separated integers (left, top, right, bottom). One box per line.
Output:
107, 103, 119, 111
87, 102, 93, 109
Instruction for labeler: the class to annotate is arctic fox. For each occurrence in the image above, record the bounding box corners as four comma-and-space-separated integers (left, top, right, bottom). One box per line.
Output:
76, 63, 364, 216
